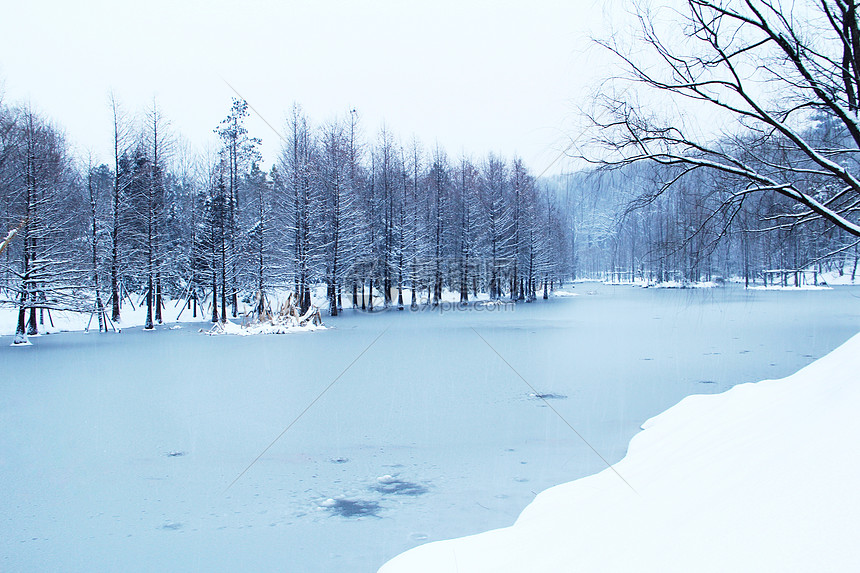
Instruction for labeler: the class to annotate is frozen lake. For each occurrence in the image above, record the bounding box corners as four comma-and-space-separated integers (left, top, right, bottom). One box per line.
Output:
3, 284, 860, 572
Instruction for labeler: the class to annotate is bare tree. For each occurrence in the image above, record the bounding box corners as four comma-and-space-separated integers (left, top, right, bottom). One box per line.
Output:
85, 160, 111, 331
590, 0, 860, 247
429, 146, 450, 306
480, 153, 512, 299
215, 98, 260, 317
9, 108, 82, 343
319, 117, 358, 316
108, 92, 129, 322
279, 104, 318, 315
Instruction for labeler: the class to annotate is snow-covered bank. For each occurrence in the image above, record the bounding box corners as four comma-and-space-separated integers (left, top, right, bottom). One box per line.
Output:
0, 293, 325, 338
0, 298, 209, 337
380, 332, 860, 572
750, 284, 832, 291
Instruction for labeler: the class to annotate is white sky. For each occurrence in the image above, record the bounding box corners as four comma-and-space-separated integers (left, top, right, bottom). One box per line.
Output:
0, 0, 617, 174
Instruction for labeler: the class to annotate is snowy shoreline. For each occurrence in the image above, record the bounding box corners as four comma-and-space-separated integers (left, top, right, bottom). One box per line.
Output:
379, 332, 860, 572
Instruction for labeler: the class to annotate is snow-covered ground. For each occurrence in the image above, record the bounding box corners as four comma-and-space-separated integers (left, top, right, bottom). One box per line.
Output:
0, 297, 238, 337
582, 266, 859, 289
821, 269, 859, 285
749, 284, 832, 291
644, 279, 721, 288
380, 329, 860, 572
2, 284, 860, 572
0, 286, 484, 338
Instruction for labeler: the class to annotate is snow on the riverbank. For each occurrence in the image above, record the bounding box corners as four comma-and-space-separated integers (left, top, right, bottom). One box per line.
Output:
644, 279, 720, 288
380, 332, 860, 572
0, 292, 325, 338
0, 298, 212, 336
750, 284, 832, 291
0, 285, 490, 337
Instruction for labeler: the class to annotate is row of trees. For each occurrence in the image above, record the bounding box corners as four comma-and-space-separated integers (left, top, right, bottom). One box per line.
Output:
0, 96, 573, 343
261, 107, 571, 317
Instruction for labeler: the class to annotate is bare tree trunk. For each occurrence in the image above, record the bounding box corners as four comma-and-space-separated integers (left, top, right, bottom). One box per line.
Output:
110, 95, 123, 323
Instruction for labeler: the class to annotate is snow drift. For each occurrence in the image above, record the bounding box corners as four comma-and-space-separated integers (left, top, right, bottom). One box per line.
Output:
380, 332, 860, 572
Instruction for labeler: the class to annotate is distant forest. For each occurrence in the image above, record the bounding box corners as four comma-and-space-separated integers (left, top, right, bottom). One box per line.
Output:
548, 146, 860, 287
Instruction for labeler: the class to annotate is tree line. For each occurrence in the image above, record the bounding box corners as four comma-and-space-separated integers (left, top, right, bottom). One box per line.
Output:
0, 96, 573, 342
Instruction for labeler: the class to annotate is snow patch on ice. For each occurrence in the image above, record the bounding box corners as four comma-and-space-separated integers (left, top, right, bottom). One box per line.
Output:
373, 475, 428, 496
203, 319, 325, 336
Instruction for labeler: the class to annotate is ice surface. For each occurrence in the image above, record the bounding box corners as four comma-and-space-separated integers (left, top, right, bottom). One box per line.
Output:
380, 328, 860, 573
2, 284, 859, 572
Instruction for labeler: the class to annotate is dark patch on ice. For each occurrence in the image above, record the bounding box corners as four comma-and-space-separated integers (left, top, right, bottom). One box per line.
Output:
373, 476, 428, 496
697, 380, 717, 384
166, 451, 185, 457
160, 521, 183, 531
738, 349, 750, 354
530, 392, 567, 400
640, 357, 654, 361
802, 354, 815, 358
329, 457, 349, 464
321, 498, 381, 518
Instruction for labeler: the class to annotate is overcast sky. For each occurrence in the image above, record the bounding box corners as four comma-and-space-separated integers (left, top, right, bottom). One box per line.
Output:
0, 0, 616, 174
